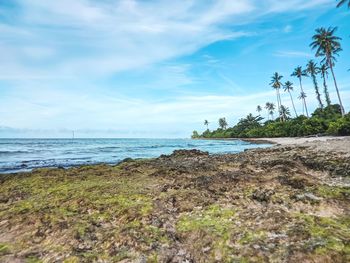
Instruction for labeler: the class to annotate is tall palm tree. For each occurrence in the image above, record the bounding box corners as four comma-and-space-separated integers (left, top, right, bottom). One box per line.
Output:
266, 102, 275, 120
291, 66, 309, 117
306, 60, 323, 109
319, 64, 332, 106
218, 118, 228, 130
270, 72, 284, 121
337, 0, 350, 8
298, 92, 308, 116
279, 105, 291, 120
283, 81, 298, 117
310, 27, 345, 115
265, 102, 271, 120
256, 105, 262, 115
204, 120, 209, 130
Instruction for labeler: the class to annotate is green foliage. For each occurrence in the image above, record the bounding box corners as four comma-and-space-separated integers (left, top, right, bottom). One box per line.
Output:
218, 117, 228, 130
198, 104, 349, 138
328, 113, 350, 136
191, 130, 200, 139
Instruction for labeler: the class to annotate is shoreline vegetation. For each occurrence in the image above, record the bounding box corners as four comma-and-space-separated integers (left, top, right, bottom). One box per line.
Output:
193, 105, 350, 139
192, 25, 350, 140
1, 137, 349, 262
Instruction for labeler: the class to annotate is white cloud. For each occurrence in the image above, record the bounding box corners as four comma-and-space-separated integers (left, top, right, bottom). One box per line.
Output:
0, 0, 333, 78
274, 50, 313, 58
1, 0, 343, 138
0, 0, 255, 78
283, 25, 293, 33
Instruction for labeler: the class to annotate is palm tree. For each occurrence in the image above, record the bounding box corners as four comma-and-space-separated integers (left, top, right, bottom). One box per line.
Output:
265, 102, 271, 120
279, 105, 291, 120
337, 0, 350, 8
319, 64, 331, 106
270, 72, 284, 121
266, 102, 275, 120
204, 120, 209, 130
283, 81, 298, 117
310, 27, 345, 115
298, 92, 308, 116
291, 66, 309, 117
306, 60, 323, 109
218, 118, 228, 130
256, 105, 262, 115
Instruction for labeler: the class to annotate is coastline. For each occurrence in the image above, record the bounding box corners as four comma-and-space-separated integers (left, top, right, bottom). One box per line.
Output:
198, 135, 350, 148
243, 135, 350, 146
1, 137, 349, 262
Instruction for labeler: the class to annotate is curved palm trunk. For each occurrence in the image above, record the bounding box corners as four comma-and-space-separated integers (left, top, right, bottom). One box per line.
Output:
299, 78, 309, 117
275, 89, 281, 121
277, 88, 284, 122
312, 74, 323, 109
328, 57, 345, 116
301, 99, 305, 115
321, 72, 331, 106
288, 91, 298, 117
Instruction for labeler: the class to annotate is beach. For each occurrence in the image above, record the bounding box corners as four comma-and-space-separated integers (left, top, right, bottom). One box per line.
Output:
0, 137, 349, 262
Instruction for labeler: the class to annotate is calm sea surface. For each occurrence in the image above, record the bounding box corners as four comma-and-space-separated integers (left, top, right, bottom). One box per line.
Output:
0, 138, 271, 173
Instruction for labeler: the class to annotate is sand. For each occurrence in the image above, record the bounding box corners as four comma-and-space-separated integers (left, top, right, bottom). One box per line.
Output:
246, 136, 350, 153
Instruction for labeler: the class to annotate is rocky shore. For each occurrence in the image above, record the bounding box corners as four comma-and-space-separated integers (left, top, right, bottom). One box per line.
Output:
0, 138, 349, 262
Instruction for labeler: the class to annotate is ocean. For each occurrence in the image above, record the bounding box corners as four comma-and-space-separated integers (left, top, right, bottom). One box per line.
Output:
0, 138, 271, 173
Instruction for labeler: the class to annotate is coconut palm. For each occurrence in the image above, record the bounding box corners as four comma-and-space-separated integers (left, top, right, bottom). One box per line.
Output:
291, 66, 309, 117
283, 81, 298, 117
266, 102, 275, 120
298, 92, 308, 116
265, 102, 271, 120
337, 0, 350, 8
306, 60, 323, 109
270, 72, 284, 121
310, 27, 345, 115
279, 105, 291, 120
319, 64, 331, 106
204, 120, 209, 130
218, 118, 228, 130
256, 105, 262, 115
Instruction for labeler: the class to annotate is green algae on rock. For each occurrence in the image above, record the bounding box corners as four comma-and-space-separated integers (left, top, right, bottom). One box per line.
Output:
0, 143, 349, 262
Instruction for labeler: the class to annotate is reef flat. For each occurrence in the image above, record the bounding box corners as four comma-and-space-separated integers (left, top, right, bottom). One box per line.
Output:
0, 138, 349, 262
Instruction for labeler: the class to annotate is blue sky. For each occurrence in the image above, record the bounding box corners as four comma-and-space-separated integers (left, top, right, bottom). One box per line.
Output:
0, 0, 349, 138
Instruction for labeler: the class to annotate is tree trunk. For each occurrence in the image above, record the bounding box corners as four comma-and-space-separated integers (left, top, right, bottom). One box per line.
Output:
299, 78, 309, 117
312, 74, 323, 109
277, 88, 284, 122
276, 89, 281, 121
328, 56, 345, 116
322, 72, 331, 106
289, 91, 298, 117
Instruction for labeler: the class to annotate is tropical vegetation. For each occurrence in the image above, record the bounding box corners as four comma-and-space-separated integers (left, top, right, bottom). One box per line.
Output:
192, 21, 349, 139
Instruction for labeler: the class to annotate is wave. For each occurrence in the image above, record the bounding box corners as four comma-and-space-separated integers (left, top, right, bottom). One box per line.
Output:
0, 138, 271, 173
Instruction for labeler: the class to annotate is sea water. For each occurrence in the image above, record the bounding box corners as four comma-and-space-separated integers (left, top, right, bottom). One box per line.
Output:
0, 138, 271, 173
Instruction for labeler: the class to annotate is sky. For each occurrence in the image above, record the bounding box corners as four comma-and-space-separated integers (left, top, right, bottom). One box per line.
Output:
0, 0, 349, 138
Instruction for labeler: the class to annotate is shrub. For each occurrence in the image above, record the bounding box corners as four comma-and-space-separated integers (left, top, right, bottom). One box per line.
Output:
327, 113, 350, 136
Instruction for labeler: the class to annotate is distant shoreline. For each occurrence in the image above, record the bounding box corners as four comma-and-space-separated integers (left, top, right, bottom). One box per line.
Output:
196, 136, 349, 146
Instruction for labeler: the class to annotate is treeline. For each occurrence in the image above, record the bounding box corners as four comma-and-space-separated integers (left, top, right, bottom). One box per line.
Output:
192, 6, 350, 139
192, 105, 350, 139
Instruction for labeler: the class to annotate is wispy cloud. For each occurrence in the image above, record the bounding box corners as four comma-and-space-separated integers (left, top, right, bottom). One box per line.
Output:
1, 0, 348, 137
274, 50, 314, 58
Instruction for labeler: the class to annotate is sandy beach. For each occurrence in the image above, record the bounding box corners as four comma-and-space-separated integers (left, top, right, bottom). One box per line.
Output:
1, 137, 349, 262
246, 136, 350, 153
